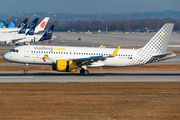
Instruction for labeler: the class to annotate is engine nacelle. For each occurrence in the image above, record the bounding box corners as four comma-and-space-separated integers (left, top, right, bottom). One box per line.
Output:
52, 60, 77, 72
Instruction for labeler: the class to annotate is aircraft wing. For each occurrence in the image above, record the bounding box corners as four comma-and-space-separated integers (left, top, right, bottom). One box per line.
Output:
71, 45, 121, 66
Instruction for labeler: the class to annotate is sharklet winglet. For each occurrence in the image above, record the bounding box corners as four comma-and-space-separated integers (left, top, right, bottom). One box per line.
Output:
111, 45, 121, 57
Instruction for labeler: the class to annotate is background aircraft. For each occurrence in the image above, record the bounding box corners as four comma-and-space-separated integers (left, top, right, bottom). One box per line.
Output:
15, 25, 54, 44
135, 28, 159, 32
0, 18, 28, 33
0, 18, 38, 44
0, 17, 49, 34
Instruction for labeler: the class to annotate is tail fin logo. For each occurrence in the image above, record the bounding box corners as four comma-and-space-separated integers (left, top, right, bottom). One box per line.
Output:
40, 22, 46, 28
20, 23, 25, 28
29, 23, 35, 28
46, 29, 52, 35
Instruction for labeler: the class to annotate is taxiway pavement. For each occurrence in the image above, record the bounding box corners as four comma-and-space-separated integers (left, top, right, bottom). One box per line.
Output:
0, 72, 179, 82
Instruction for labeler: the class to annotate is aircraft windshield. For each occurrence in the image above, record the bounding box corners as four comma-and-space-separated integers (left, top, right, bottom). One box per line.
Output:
10, 48, 18, 52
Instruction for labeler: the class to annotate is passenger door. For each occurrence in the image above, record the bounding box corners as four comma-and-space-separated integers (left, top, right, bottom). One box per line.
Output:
24, 47, 30, 57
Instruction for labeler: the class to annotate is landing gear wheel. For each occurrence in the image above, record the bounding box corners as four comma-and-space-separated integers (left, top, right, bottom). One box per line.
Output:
24, 70, 28, 74
83, 70, 89, 75
24, 63, 28, 74
80, 69, 85, 75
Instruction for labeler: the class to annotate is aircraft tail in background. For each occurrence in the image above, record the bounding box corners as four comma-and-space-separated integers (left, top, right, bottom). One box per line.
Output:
27, 17, 39, 29
39, 25, 54, 41
7, 19, 18, 28
17, 18, 28, 28
17, 24, 27, 34
34, 17, 50, 34
0, 19, 6, 28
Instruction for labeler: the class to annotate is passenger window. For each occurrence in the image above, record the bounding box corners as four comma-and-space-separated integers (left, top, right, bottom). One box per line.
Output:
66, 52, 68, 54
41, 51, 43, 53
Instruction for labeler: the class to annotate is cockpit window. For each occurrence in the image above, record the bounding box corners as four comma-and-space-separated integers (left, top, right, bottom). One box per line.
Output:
10, 48, 14, 52
10, 48, 18, 53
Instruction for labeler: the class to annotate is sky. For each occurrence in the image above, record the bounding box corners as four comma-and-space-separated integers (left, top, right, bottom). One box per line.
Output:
0, 0, 179, 14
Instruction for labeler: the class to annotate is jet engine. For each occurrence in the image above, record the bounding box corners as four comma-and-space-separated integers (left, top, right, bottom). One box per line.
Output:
52, 60, 77, 72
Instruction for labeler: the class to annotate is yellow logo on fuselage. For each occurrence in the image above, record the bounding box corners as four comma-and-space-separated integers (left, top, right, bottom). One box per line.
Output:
53, 47, 65, 51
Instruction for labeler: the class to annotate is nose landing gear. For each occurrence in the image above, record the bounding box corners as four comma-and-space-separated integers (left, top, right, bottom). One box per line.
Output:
24, 63, 28, 74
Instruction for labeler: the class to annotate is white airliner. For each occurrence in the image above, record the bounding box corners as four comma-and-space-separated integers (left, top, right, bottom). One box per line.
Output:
3, 23, 176, 75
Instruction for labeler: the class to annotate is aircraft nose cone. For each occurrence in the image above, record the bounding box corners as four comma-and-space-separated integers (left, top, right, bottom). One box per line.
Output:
3, 53, 8, 61
3, 53, 11, 61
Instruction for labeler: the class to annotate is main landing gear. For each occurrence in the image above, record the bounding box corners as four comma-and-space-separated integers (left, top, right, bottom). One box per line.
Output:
80, 66, 89, 75
24, 63, 28, 74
